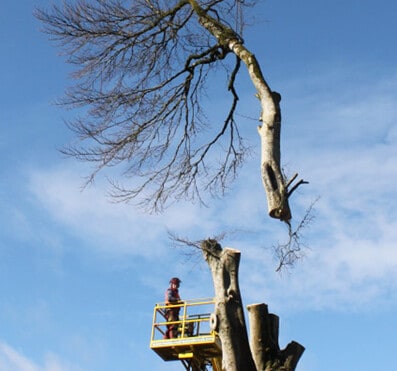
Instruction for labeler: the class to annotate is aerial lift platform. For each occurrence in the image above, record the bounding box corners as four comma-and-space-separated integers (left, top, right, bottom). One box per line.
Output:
150, 298, 222, 371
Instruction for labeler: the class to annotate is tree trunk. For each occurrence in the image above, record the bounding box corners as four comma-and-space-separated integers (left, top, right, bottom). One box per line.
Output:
202, 240, 304, 371
247, 304, 305, 371
202, 240, 257, 371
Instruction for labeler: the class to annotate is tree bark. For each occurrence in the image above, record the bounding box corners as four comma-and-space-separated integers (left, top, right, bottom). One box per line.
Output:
202, 240, 304, 371
202, 240, 257, 371
247, 303, 305, 371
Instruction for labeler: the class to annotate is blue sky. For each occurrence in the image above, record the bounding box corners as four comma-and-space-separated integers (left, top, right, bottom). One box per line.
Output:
1, 0, 397, 370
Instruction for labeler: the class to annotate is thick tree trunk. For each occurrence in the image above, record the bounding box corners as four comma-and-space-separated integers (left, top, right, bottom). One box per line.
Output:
202, 240, 257, 371
202, 240, 304, 371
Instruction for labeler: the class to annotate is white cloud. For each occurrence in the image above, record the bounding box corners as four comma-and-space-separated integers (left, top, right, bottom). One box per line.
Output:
23, 68, 397, 313
27, 166, 169, 258
236, 70, 397, 312
0, 342, 81, 371
238, 217, 397, 313
0, 342, 37, 371
25, 164, 262, 259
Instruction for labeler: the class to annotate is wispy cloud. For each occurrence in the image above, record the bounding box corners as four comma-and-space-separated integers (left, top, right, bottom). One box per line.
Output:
27, 166, 170, 258
238, 69, 397, 312
0, 342, 82, 371
25, 163, 261, 258
23, 68, 397, 312
0, 342, 36, 371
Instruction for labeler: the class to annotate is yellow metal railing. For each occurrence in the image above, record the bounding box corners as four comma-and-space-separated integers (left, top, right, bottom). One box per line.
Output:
150, 298, 222, 369
150, 298, 216, 343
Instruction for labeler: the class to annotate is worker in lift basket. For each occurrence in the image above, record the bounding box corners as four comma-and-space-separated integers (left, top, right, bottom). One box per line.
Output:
164, 277, 182, 339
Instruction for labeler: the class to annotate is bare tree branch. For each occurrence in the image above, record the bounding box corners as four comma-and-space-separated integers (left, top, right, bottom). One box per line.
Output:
36, 0, 254, 212
274, 197, 319, 272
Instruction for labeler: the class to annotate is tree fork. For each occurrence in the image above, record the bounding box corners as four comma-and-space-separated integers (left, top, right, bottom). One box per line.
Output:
247, 303, 305, 371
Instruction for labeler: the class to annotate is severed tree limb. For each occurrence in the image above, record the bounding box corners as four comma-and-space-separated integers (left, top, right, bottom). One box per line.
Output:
188, 0, 300, 222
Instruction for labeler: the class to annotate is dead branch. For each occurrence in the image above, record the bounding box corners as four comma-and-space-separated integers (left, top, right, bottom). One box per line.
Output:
274, 197, 319, 272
